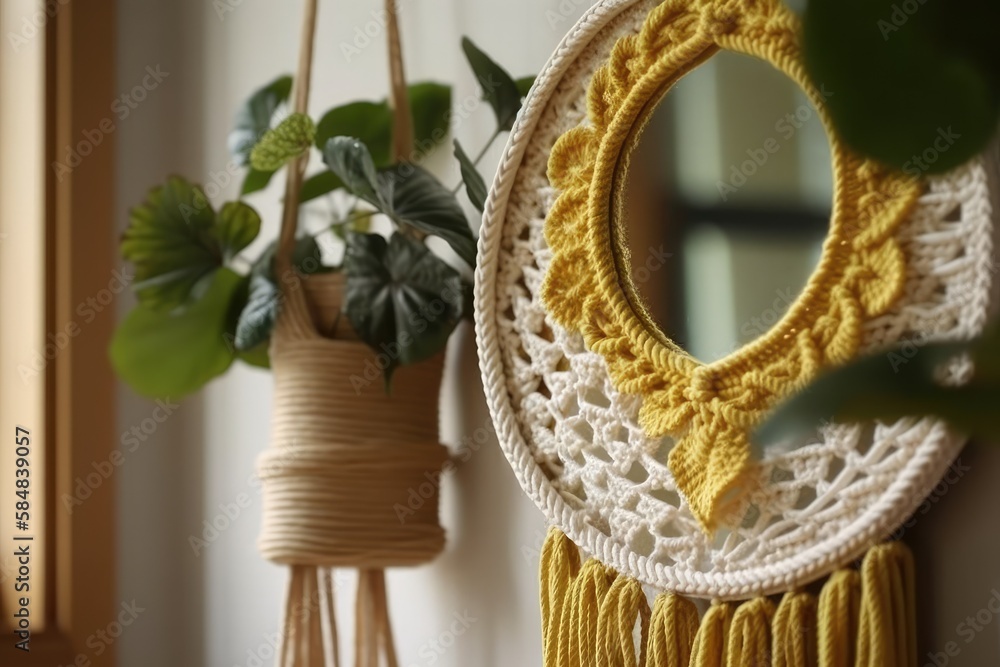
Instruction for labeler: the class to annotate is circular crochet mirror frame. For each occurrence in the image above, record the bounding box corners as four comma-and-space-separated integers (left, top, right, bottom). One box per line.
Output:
476, 0, 997, 600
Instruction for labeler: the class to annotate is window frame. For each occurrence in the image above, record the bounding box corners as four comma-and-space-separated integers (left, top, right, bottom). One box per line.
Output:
0, 1, 118, 665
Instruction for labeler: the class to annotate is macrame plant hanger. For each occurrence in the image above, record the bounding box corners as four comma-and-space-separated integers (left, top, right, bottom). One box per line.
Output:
257, 1, 447, 666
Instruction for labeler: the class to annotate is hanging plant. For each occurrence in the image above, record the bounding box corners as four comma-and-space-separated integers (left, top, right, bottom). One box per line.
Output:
109, 36, 535, 397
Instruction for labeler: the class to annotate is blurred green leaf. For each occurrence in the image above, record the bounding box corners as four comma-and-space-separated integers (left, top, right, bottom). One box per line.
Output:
250, 112, 315, 172
332, 210, 373, 242
306, 83, 453, 204
804, 0, 1000, 173
316, 101, 394, 164
754, 339, 977, 447
453, 139, 488, 212
344, 232, 464, 382
110, 268, 246, 398
299, 170, 345, 203
238, 343, 271, 369
408, 82, 452, 157
217, 202, 262, 263
515, 75, 535, 99
324, 137, 386, 206
228, 75, 293, 166
241, 167, 277, 196
461, 37, 523, 132
315, 82, 452, 163
969, 323, 1000, 382
122, 176, 261, 310
234, 272, 280, 353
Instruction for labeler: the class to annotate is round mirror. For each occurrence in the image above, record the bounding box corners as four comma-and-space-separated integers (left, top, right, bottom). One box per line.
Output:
622, 51, 832, 363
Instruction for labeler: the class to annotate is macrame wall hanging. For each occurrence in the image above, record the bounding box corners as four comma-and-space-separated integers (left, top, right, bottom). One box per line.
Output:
475, 0, 999, 664
254, 1, 447, 665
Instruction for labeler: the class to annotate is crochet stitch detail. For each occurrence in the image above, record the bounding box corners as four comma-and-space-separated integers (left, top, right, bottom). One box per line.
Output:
541, 0, 921, 531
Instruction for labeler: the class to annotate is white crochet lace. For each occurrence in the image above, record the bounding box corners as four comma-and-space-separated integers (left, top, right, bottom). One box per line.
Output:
476, 0, 998, 598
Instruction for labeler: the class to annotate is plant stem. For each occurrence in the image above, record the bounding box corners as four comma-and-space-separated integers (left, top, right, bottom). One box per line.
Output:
472, 129, 502, 167
451, 128, 502, 195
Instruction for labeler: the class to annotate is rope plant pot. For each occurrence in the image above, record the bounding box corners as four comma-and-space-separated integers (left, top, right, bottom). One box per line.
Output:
108, 0, 536, 664
259, 272, 448, 664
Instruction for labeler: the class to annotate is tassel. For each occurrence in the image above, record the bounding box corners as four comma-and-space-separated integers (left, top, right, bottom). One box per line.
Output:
278, 565, 340, 667
773, 591, 817, 667
727, 598, 775, 667
597, 576, 651, 667
856, 543, 917, 667
690, 603, 735, 666
818, 570, 860, 667
538, 529, 919, 667
647, 593, 700, 667
572, 559, 617, 665
541, 527, 581, 666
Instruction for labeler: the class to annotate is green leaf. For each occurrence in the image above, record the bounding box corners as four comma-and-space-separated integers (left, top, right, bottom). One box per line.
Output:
216, 202, 262, 262
299, 170, 345, 203
754, 340, 973, 447
461, 37, 523, 131
804, 0, 1000, 173
325, 138, 477, 267
241, 168, 277, 196
381, 164, 477, 267
316, 101, 394, 165
234, 272, 280, 352
515, 75, 535, 99
233, 235, 326, 351
110, 268, 246, 398
323, 136, 386, 207
238, 343, 271, 369
314, 82, 453, 165
461, 278, 474, 321
250, 112, 316, 172
969, 323, 1000, 383
228, 75, 293, 166
122, 176, 261, 310
408, 82, 452, 158
453, 139, 488, 212
332, 210, 374, 242
343, 232, 464, 381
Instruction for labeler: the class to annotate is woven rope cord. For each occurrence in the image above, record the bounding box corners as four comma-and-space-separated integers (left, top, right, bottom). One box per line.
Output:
539, 528, 917, 667
474, 0, 998, 599
541, 0, 920, 530
258, 0, 452, 664
259, 274, 448, 567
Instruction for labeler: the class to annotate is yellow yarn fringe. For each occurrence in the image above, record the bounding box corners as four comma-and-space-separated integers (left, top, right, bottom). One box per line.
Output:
541, 0, 922, 530
540, 529, 917, 667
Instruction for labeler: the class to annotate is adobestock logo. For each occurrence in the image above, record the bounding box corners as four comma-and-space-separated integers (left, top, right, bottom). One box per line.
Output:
877, 0, 929, 41
716, 85, 833, 202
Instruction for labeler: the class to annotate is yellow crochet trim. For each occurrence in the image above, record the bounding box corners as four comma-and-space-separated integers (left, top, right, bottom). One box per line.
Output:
542, 0, 921, 531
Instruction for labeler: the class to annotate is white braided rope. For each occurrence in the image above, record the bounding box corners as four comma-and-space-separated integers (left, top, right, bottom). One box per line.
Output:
475, 0, 998, 599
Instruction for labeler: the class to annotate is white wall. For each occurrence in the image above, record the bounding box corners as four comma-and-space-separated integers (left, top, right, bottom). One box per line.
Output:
114, 1, 589, 666
113, 2, 1000, 666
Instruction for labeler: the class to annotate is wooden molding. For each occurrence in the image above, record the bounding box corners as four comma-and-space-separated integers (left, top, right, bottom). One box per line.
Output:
1, 1, 121, 665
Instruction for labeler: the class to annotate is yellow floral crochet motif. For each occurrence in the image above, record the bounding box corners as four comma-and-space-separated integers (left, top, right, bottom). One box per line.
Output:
542, 0, 921, 531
